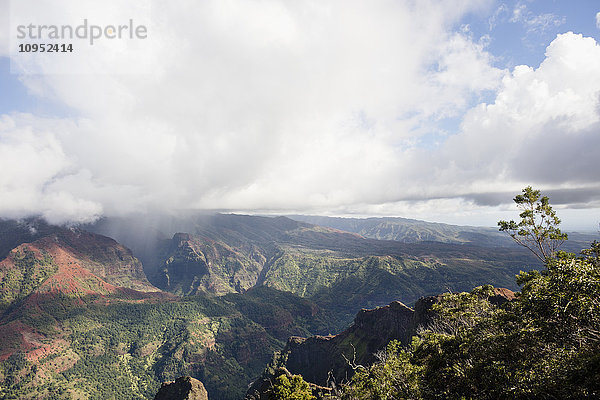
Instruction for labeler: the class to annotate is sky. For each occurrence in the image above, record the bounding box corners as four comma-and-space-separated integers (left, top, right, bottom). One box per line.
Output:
0, 0, 600, 231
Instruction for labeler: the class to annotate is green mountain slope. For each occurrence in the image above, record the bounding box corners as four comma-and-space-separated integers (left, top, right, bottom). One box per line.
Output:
0, 221, 338, 400
113, 214, 538, 329
0, 287, 334, 400
260, 244, 530, 330
0, 214, 588, 399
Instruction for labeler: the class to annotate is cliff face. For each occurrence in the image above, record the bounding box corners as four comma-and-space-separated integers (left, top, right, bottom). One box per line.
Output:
156, 232, 269, 296
0, 219, 341, 400
281, 301, 415, 386
36, 228, 157, 292
254, 288, 515, 390
0, 225, 168, 366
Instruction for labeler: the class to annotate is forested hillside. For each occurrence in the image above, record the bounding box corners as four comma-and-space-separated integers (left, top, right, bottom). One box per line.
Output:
88, 213, 540, 329
1, 188, 595, 400
0, 222, 338, 399
254, 188, 600, 399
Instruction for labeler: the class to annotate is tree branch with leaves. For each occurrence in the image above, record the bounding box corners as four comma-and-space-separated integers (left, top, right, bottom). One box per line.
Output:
498, 186, 568, 263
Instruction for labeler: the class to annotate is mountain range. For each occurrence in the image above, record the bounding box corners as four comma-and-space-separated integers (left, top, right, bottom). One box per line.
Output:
86, 213, 546, 327
0, 213, 594, 399
286, 215, 596, 252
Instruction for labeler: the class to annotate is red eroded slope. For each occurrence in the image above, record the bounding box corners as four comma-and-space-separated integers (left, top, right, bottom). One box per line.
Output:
34, 239, 119, 296
35, 229, 158, 292
0, 228, 175, 364
0, 228, 160, 300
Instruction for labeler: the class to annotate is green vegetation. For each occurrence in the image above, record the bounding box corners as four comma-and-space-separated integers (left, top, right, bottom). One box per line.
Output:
162, 234, 536, 332
157, 234, 265, 296
224, 286, 335, 338
151, 213, 540, 332
0, 249, 57, 312
341, 341, 422, 400
337, 188, 600, 399
343, 244, 600, 399
271, 374, 315, 400
0, 285, 338, 400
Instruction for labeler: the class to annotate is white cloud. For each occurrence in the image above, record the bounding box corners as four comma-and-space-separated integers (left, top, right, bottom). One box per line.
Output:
428, 32, 600, 198
596, 12, 600, 29
510, 3, 527, 23
1, 2, 600, 228
2, 0, 502, 223
0, 114, 102, 223
488, 4, 509, 31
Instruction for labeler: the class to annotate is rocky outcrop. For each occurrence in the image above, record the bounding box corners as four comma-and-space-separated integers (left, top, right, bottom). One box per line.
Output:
250, 288, 516, 392
246, 300, 416, 397
281, 300, 415, 386
156, 232, 269, 296
154, 376, 209, 400
412, 287, 516, 329
489, 287, 516, 305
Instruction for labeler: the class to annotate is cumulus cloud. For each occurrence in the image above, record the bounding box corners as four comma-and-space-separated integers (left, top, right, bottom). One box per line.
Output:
1, 0, 500, 221
597, 12, 600, 29
0, 114, 102, 223
1, 1, 599, 227
420, 32, 600, 202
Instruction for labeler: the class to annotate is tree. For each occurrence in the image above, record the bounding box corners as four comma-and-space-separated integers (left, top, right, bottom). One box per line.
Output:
342, 341, 422, 400
270, 373, 315, 400
498, 186, 567, 263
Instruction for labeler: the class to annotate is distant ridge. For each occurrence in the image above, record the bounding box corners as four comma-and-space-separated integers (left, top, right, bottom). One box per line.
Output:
286, 215, 518, 245
286, 215, 596, 253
